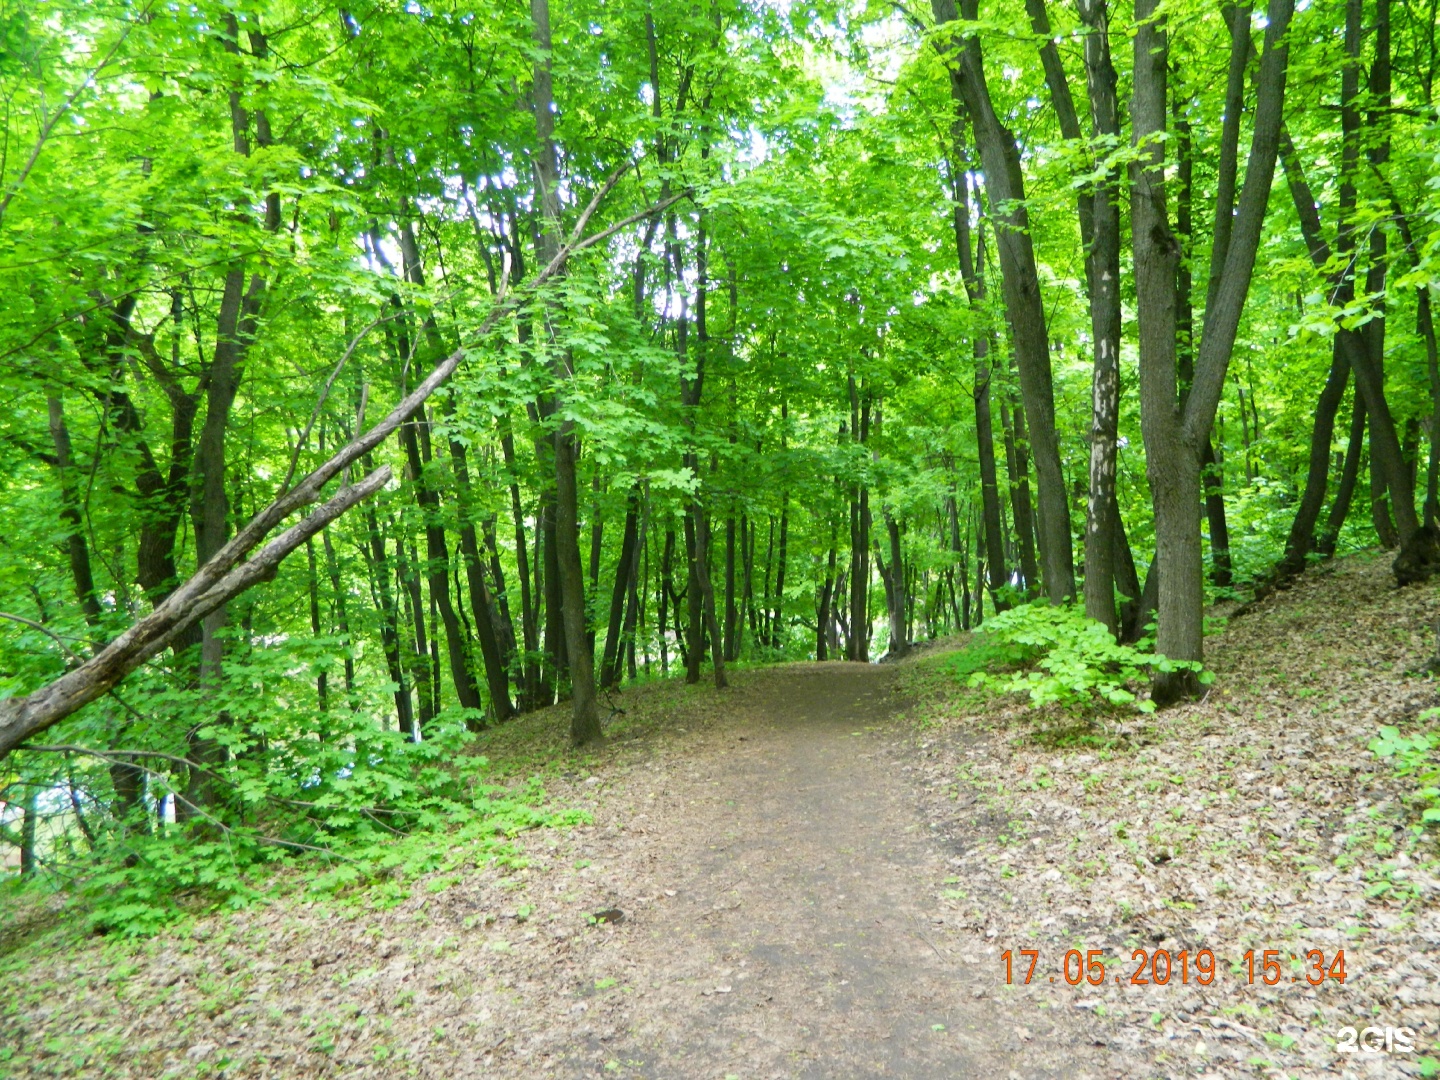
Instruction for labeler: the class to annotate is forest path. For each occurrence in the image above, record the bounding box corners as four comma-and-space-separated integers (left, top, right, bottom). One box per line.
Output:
533, 661, 1098, 1079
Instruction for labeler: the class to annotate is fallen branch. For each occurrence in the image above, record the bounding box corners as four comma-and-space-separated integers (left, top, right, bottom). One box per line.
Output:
0, 180, 691, 760
0, 466, 389, 757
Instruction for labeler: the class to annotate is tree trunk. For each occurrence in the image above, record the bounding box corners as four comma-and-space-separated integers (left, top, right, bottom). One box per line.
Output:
532, 0, 600, 744
881, 512, 909, 657
499, 425, 542, 710
1130, 0, 1198, 703
447, 429, 514, 720
999, 394, 1040, 595
320, 527, 356, 707
306, 538, 329, 714
848, 380, 871, 661
1135, 0, 1295, 702
601, 486, 641, 688
1078, 0, 1123, 632
933, 0, 1075, 602
948, 163, 1010, 611
364, 504, 416, 738
724, 512, 739, 660
1278, 347, 1349, 576
185, 263, 261, 816
1319, 396, 1366, 557
771, 492, 789, 649
399, 417, 483, 717
397, 533, 435, 727
658, 527, 674, 674
817, 538, 836, 660
1278, 123, 1418, 542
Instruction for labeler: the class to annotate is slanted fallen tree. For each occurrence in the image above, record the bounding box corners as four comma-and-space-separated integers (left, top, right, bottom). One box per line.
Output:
0, 176, 688, 760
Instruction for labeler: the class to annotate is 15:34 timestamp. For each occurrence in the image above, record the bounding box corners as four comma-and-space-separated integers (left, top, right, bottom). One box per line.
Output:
1001, 947, 1347, 987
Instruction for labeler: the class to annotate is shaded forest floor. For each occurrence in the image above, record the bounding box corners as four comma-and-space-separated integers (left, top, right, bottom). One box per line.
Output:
4, 552, 1440, 1078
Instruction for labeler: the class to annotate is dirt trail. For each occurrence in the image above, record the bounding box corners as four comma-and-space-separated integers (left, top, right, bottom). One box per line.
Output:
535, 662, 1098, 1078
5, 660, 1108, 1080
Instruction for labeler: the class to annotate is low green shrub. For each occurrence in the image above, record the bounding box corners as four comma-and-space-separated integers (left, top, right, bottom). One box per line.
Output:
1369, 716, 1440, 825
962, 602, 1210, 714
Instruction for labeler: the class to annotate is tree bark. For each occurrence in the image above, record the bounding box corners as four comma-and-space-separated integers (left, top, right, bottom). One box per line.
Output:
601, 486, 641, 688
1078, 0, 1123, 633
1278, 348, 1350, 576
396, 533, 435, 727
1130, 0, 1196, 702
398, 416, 483, 718
531, 0, 601, 744
847, 379, 871, 661
931, 0, 1076, 602
1319, 396, 1366, 556
879, 511, 909, 657
1133, 0, 1295, 703
947, 160, 1010, 611
364, 503, 416, 738
1277, 124, 1418, 541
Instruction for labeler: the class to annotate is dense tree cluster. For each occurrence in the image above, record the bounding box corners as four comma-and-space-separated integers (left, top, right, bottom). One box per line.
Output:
1, 0, 1437, 879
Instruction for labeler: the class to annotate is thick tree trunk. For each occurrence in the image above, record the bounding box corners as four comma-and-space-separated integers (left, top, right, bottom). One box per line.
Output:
1078, 0, 1122, 632
1134, 0, 1295, 703
185, 264, 260, 816
552, 427, 602, 739
1175, 103, 1235, 591
1131, 0, 1198, 704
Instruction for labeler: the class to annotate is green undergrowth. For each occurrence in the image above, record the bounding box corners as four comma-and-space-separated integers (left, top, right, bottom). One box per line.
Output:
906, 602, 1209, 726
1, 670, 739, 946
1, 712, 591, 941
1369, 711, 1440, 827
968, 603, 1211, 714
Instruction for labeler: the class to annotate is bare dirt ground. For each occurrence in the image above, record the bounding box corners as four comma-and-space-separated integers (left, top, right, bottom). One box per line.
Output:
555, 661, 1101, 1078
